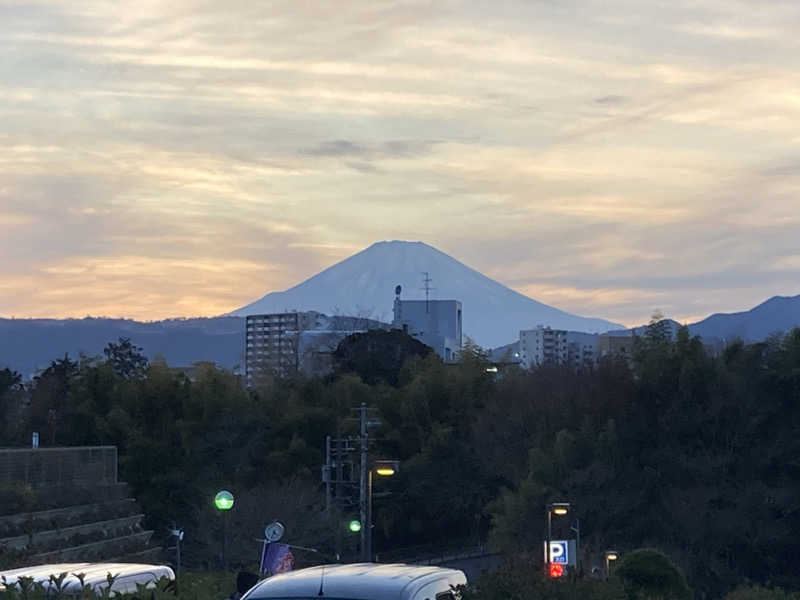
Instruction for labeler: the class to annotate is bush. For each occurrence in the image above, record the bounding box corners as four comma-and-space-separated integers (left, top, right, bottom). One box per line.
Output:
460, 553, 627, 600
0, 573, 227, 600
614, 548, 691, 600
0, 483, 35, 516
724, 585, 799, 600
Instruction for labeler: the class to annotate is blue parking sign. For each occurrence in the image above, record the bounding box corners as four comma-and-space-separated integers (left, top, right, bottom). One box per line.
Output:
548, 540, 568, 564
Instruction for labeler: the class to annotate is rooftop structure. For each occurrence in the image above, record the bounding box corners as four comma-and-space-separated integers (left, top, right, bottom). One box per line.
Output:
391, 285, 462, 362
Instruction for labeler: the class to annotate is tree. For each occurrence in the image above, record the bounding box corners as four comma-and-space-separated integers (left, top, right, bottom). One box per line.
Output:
613, 548, 691, 600
28, 355, 78, 445
104, 337, 148, 379
333, 329, 433, 386
0, 368, 23, 443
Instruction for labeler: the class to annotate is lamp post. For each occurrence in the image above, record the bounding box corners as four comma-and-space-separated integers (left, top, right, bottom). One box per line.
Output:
604, 550, 619, 579
215, 490, 234, 570
365, 460, 399, 562
545, 502, 570, 577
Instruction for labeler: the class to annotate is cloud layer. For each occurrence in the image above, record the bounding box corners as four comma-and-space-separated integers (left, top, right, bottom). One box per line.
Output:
2, 0, 800, 327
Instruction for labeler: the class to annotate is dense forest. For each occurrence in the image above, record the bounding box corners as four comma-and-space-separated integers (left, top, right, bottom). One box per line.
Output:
1, 320, 799, 599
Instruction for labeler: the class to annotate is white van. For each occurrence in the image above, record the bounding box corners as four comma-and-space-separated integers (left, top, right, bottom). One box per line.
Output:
242, 564, 466, 600
0, 563, 175, 595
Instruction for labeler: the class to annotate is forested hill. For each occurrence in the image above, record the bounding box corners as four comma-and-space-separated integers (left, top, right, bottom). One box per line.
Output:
0, 317, 245, 376
3, 324, 800, 598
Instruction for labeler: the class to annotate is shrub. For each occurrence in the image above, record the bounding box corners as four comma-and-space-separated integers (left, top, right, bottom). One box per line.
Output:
613, 548, 691, 600
0, 484, 35, 516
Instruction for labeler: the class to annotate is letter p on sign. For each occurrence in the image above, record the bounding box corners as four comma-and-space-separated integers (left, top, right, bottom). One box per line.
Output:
549, 541, 568, 564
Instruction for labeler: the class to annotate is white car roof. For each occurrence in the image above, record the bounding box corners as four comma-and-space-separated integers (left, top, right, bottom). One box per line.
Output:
0, 563, 175, 593
244, 563, 466, 600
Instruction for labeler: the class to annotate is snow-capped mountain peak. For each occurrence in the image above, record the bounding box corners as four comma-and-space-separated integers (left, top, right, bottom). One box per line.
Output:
230, 240, 622, 347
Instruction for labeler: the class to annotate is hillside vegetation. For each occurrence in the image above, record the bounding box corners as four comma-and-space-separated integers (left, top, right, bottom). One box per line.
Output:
1, 321, 799, 597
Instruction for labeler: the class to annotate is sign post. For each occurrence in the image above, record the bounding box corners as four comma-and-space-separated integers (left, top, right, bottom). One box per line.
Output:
544, 540, 576, 578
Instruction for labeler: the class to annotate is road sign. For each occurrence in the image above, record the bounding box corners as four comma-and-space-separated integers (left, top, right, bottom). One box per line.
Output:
549, 563, 564, 578
549, 540, 568, 564
265, 521, 285, 542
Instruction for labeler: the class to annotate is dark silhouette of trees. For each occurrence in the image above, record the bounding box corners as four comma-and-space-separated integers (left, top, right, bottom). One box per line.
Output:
6, 326, 800, 595
104, 337, 148, 379
332, 329, 432, 385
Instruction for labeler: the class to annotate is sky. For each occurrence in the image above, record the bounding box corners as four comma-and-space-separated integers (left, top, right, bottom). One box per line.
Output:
2, 0, 800, 327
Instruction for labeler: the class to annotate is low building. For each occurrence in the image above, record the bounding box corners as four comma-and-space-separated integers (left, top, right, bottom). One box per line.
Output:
597, 333, 634, 360
391, 287, 462, 362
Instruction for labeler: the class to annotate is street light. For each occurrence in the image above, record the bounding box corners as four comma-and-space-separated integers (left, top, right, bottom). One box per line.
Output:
365, 460, 399, 562
605, 550, 619, 578
215, 490, 234, 570
215, 490, 234, 510
348, 519, 362, 533
545, 502, 570, 577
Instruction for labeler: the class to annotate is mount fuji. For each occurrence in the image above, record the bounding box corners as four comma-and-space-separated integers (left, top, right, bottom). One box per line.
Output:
230, 241, 622, 348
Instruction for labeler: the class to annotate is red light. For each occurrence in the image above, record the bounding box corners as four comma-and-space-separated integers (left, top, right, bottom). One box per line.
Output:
549, 563, 564, 578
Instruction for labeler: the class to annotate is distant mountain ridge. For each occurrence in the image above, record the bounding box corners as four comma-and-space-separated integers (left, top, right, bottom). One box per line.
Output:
3, 242, 799, 377
0, 317, 245, 378
596, 295, 800, 343
231, 240, 622, 347
689, 294, 800, 341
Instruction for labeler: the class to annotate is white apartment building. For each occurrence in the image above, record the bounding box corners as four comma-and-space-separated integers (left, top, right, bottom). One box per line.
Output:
519, 326, 599, 369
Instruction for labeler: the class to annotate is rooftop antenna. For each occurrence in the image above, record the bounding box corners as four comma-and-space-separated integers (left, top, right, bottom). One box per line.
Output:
421, 272, 435, 314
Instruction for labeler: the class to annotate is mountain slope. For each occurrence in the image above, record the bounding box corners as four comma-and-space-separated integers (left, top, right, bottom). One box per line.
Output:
688, 294, 800, 341
231, 240, 622, 348
0, 317, 244, 377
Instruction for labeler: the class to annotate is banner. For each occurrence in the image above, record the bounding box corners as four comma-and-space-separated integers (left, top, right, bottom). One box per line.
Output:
260, 543, 295, 575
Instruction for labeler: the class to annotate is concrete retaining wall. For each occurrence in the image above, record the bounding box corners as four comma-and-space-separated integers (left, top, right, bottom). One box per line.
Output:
0, 447, 117, 489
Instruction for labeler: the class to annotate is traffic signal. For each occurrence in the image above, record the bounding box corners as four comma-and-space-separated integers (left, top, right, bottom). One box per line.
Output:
347, 519, 362, 533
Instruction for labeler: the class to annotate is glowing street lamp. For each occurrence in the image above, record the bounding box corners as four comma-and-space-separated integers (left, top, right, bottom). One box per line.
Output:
605, 550, 619, 578
348, 519, 362, 533
215, 490, 234, 570
214, 490, 234, 511
365, 460, 399, 561
545, 502, 570, 577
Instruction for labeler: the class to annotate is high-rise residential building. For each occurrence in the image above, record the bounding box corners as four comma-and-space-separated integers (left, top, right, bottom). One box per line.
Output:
392, 286, 462, 362
245, 312, 322, 385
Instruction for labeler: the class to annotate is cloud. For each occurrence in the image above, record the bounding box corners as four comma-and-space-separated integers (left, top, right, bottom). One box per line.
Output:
3, 0, 800, 326
594, 95, 627, 104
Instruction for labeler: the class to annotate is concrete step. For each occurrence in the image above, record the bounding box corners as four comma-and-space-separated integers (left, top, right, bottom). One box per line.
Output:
0, 497, 138, 536
28, 530, 154, 564
0, 515, 145, 552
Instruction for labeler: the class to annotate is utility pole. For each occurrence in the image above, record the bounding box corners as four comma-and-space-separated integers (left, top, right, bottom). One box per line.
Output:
359, 403, 368, 562
571, 518, 581, 575
421, 272, 434, 314
325, 435, 332, 514
335, 426, 344, 561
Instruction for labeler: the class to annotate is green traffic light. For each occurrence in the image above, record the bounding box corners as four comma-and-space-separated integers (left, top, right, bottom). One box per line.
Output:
348, 519, 362, 532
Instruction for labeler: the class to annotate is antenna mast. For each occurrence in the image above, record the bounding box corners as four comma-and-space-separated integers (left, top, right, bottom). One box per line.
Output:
421, 272, 435, 314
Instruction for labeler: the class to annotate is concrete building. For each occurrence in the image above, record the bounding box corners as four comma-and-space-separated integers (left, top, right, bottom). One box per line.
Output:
597, 333, 634, 361
519, 326, 567, 368
519, 326, 599, 369
245, 311, 387, 385
566, 331, 599, 370
392, 286, 462, 362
